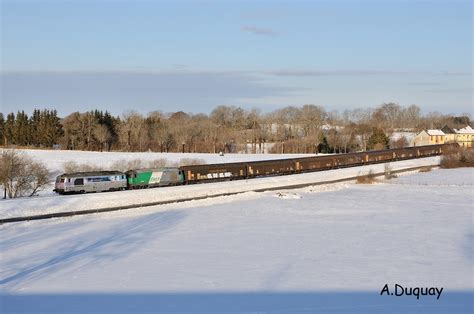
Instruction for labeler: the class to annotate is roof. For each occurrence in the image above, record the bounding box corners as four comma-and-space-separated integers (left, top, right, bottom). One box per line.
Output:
126, 167, 180, 173
441, 125, 456, 134
426, 130, 445, 136
60, 171, 125, 177
454, 125, 474, 134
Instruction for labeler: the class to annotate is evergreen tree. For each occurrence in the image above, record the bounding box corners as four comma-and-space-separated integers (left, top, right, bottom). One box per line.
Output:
317, 134, 331, 153
29, 109, 41, 146
37, 110, 47, 146
44, 109, 64, 147
367, 128, 389, 150
14, 111, 30, 146
36, 109, 63, 147
4, 113, 15, 146
0, 113, 4, 146
102, 111, 119, 150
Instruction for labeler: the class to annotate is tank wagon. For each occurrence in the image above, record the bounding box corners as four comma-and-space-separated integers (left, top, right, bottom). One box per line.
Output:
54, 143, 455, 194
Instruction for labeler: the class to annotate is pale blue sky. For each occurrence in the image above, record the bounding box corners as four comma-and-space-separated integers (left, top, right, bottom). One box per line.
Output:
1, 0, 472, 116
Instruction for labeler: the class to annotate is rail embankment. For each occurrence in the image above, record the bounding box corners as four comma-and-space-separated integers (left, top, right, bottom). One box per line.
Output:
0, 156, 440, 223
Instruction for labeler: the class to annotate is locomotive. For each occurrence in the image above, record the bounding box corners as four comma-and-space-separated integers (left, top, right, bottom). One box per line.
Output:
54, 168, 184, 194
54, 144, 450, 194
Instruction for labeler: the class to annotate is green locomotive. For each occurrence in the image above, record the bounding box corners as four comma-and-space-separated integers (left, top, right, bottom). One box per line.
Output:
125, 168, 185, 189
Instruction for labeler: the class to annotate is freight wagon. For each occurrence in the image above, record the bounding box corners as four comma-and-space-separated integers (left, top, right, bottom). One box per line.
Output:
180, 162, 246, 183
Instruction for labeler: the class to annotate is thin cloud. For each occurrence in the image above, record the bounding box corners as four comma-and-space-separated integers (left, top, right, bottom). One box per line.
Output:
424, 88, 473, 94
240, 9, 283, 20
264, 69, 472, 77
407, 82, 442, 86
241, 26, 279, 37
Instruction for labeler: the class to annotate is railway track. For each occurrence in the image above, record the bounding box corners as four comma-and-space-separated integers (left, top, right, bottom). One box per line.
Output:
0, 163, 438, 225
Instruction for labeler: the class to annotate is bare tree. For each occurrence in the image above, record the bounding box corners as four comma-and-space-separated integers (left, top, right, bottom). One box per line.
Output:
119, 111, 145, 151
0, 150, 29, 198
372, 103, 403, 131
339, 125, 355, 153
299, 104, 326, 137
403, 105, 421, 129
61, 112, 83, 150
355, 124, 372, 151
93, 124, 111, 152
390, 136, 409, 149
28, 162, 49, 196
0, 150, 50, 198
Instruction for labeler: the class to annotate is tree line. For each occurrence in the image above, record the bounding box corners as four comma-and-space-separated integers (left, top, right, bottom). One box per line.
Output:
0, 103, 470, 154
0, 109, 63, 147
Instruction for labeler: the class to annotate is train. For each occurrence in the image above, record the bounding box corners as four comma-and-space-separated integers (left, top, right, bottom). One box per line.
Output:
54, 144, 451, 194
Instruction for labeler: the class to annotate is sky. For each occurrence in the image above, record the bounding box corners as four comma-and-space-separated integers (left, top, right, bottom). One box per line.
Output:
0, 0, 472, 116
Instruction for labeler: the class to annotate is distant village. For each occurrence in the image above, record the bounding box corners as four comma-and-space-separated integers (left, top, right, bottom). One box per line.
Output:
412, 125, 473, 148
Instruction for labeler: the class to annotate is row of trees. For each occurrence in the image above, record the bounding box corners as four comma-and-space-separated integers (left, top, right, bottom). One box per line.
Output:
0, 103, 470, 154
0, 109, 63, 147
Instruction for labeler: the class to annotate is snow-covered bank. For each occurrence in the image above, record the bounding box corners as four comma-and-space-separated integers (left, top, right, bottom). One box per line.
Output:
0, 157, 440, 219
17, 149, 312, 175
1, 168, 472, 313
0, 149, 313, 201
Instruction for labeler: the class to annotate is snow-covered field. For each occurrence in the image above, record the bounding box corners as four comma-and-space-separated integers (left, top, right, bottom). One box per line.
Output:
1, 167, 472, 313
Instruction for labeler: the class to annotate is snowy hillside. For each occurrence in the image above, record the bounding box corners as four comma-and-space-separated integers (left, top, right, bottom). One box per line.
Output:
18, 149, 313, 175
0, 148, 313, 200
0, 156, 440, 219
1, 168, 472, 313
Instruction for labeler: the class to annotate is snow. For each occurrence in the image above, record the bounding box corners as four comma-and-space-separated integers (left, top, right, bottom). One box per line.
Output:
427, 130, 445, 136
454, 125, 474, 134
1, 167, 472, 313
0, 148, 312, 203
390, 131, 416, 143
0, 156, 441, 219
17, 149, 312, 175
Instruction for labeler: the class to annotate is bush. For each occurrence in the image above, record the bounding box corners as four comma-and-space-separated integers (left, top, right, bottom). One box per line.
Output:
419, 166, 432, 172
390, 136, 408, 149
178, 158, 206, 167
0, 149, 51, 198
109, 159, 148, 172
63, 161, 102, 173
124, 159, 146, 170
147, 158, 168, 168
108, 159, 129, 172
64, 157, 207, 174
440, 147, 474, 168
384, 164, 397, 179
356, 170, 377, 184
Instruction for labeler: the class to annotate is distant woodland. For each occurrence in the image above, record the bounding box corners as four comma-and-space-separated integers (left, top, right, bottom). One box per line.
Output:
0, 104, 471, 154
